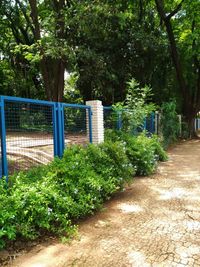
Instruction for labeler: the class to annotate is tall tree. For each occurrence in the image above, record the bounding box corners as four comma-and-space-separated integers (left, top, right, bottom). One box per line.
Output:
155, 0, 200, 136
0, 0, 70, 101
28, 0, 66, 101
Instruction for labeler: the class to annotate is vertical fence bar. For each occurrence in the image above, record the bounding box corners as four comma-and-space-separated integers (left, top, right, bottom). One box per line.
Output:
151, 112, 155, 133
56, 103, 65, 157
0, 97, 8, 179
61, 103, 65, 153
88, 107, 93, 143
53, 103, 59, 157
117, 111, 122, 130
143, 117, 147, 131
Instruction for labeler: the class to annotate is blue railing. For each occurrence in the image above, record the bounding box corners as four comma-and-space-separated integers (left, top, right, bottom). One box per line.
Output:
0, 96, 92, 178
195, 118, 200, 131
103, 106, 156, 134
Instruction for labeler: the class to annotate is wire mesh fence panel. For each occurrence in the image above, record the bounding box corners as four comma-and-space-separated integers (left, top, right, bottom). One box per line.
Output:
63, 106, 89, 147
103, 108, 118, 130
145, 113, 155, 134
5, 101, 54, 174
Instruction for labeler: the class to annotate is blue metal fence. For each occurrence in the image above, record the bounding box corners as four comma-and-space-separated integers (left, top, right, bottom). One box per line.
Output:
103, 107, 118, 130
195, 118, 200, 132
145, 113, 155, 134
63, 103, 92, 148
0, 96, 92, 178
104, 106, 156, 134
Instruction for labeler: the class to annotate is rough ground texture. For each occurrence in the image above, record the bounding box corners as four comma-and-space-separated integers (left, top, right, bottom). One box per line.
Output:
7, 140, 200, 266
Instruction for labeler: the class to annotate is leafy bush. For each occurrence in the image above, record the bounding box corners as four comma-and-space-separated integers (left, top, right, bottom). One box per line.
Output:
0, 133, 166, 249
105, 129, 167, 175
113, 79, 156, 134
160, 101, 180, 147
0, 141, 134, 249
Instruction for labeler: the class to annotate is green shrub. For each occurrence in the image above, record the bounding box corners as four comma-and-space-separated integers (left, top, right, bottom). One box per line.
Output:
160, 101, 180, 148
105, 129, 167, 175
0, 141, 134, 249
0, 132, 167, 249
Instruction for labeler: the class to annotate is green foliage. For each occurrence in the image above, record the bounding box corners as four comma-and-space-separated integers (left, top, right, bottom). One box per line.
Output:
0, 140, 132, 249
105, 130, 167, 175
160, 101, 180, 148
0, 133, 166, 249
0, 0, 199, 125
64, 72, 83, 104
114, 78, 156, 134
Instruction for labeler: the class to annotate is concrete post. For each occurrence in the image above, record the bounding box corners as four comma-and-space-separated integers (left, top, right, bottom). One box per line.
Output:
86, 100, 104, 144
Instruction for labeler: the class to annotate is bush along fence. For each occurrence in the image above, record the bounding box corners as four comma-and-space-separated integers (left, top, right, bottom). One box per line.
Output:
0, 97, 182, 251
1, 95, 198, 179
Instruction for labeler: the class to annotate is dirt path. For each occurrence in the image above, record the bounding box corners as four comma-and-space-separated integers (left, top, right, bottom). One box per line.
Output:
10, 140, 200, 266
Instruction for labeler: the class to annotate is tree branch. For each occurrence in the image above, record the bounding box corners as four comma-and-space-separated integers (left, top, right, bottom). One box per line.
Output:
155, 0, 188, 100
16, 0, 35, 36
166, 0, 185, 20
155, 0, 166, 20
28, 0, 41, 40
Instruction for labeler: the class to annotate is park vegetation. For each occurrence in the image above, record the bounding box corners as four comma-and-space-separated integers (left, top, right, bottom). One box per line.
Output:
0, 0, 199, 136
0, 131, 167, 249
0, 0, 191, 250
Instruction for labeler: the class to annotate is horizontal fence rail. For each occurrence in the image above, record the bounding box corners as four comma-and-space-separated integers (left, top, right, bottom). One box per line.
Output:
0, 96, 93, 178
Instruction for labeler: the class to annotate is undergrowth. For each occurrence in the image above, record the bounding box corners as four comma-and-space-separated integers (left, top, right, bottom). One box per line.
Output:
0, 131, 167, 249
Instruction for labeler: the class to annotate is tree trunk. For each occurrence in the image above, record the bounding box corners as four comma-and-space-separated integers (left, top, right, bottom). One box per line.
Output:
41, 58, 64, 102
29, 0, 65, 102
155, 0, 199, 137
184, 115, 196, 138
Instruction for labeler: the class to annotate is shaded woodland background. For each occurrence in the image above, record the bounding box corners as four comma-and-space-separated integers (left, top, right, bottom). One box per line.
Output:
0, 0, 199, 133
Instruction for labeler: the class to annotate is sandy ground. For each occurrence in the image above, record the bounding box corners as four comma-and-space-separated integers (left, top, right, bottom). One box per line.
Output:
4, 139, 200, 267
6, 132, 89, 173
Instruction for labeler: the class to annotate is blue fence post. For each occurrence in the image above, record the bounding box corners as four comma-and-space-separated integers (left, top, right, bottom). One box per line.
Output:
88, 107, 93, 143
61, 103, 65, 153
151, 112, 155, 133
117, 111, 122, 130
143, 117, 147, 131
0, 97, 8, 180
56, 103, 65, 157
52, 103, 59, 157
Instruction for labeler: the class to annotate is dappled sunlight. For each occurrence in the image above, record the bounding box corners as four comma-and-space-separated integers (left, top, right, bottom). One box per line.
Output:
127, 251, 150, 267
15, 244, 68, 267
184, 220, 200, 231
178, 171, 200, 180
156, 187, 187, 200
184, 204, 200, 212
152, 184, 200, 201
117, 203, 144, 213
175, 244, 200, 258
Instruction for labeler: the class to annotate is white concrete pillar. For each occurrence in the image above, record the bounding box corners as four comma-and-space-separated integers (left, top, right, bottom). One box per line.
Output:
86, 100, 104, 144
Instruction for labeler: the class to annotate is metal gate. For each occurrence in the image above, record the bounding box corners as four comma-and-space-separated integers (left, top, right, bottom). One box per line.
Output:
0, 96, 92, 178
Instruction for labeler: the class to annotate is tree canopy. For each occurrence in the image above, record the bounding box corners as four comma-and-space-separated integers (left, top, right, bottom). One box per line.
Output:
0, 0, 199, 133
